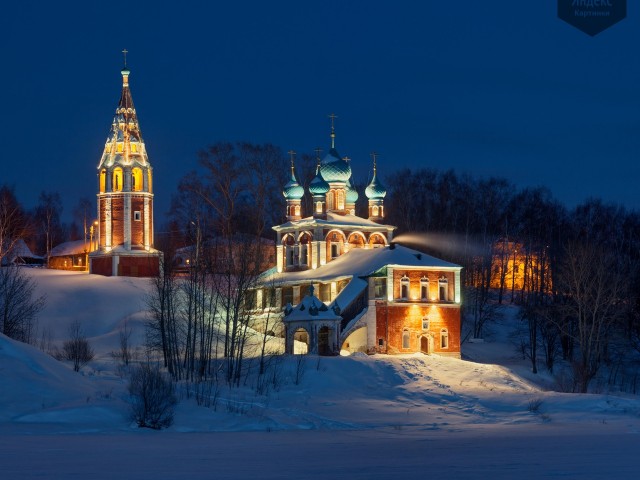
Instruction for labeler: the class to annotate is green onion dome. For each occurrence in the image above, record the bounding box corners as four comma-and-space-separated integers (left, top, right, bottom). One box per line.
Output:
309, 168, 330, 195
320, 148, 351, 183
365, 170, 387, 199
346, 178, 359, 203
283, 170, 304, 200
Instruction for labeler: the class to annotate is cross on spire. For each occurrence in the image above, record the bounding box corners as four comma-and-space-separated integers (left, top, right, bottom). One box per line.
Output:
328, 113, 337, 148
370, 152, 379, 174
122, 49, 128, 68
288, 150, 296, 174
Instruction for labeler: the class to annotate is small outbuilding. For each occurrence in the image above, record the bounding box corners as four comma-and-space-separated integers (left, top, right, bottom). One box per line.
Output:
49, 240, 89, 271
283, 285, 342, 355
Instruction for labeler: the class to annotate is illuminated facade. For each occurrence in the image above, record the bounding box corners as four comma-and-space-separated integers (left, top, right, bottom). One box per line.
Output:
489, 239, 552, 295
89, 60, 162, 277
257, 120, 462, 357
275, 125, 394, 274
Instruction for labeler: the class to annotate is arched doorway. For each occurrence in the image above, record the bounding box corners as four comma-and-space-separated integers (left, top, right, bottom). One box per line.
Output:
420, 336, 430, 354
293, 328, 309, 354
318, 326, 330, 356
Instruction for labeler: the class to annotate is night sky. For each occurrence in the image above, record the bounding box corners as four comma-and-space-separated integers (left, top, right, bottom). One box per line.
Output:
1, 1, 639, 225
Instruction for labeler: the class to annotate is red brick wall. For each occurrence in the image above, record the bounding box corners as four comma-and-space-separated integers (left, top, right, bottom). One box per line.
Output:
131, 196, 145, 246
91, 256, 113, 276
375, 302, 460, 355
111, 197, 124, 246
392, 270, 455, 302
118, 255, 160, 277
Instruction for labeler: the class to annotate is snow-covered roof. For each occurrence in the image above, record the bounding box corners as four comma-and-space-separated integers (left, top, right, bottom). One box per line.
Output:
283, 287, 341, 322
273, 212, 395, 232
1, 239, 43, 263
262, 244, 461, 286
50, 240, 89, 256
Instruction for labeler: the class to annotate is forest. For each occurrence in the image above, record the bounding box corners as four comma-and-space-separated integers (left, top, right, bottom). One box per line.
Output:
2, 141, 640, 395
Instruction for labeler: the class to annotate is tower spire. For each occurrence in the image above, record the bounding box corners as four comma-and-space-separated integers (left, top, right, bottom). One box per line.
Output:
122, 48, 128, 68
328, 113, 337, 149
314, 148, 322, 173
288, 150, 296, 176
371, 151, 379, 175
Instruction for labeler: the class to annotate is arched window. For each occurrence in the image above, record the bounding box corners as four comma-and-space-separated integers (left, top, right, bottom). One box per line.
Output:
372, 205, 379, 217
299, 233, 311, 267
440, 328, 449, 349
402, 329, 410, 349
420, 276, 430, 300
113, 167, 123, 192
337, 190, 345, 210
439, 276, 448, 302
316, 201, 323, 213
132, 168, 143, 192
99, 169, 106, 193
400, 275, 410, 300
294, 205, 300, 216
326, 190, 335, 211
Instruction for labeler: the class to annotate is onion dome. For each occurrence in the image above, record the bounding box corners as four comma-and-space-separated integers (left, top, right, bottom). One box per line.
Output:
319, 116, 351, 182
283, 153, 304, 200
346, 178, 359, 203
365, 157, 387, 199
309, 166, 330, 195
320, 148, 351, 183
283, 169, 304, 200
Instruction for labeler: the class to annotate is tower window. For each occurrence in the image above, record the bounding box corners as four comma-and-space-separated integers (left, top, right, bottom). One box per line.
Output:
99, 169, 106, 193
132, 168, 143, 192
113, 167, 123, 192
134, 211, 141, 221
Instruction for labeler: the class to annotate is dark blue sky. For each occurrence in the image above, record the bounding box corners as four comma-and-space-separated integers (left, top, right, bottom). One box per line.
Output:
1, 1, 639, 224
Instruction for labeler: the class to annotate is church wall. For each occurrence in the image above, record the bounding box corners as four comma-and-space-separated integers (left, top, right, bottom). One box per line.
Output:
110, 197, 125, 246
130, 195, 146, 246
90, 256, 113, 276
117, 255, 160, 277
375, 302, 460, 357
392, 270, 456, 302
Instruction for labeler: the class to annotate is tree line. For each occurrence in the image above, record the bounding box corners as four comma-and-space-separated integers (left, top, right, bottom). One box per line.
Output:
385, 168, 640, 393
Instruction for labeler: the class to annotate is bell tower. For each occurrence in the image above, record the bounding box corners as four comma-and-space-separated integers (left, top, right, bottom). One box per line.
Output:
89, 52, 162, 276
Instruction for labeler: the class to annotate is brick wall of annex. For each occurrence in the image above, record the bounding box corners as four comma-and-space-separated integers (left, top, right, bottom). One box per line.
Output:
392, 269, 455, 301
375, 302, 460, 355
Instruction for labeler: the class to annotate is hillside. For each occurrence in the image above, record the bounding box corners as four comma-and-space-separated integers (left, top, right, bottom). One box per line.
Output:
1, 269, 640, 478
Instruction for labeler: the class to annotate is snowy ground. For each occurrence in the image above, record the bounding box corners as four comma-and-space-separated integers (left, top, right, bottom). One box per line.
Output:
1, 269, 639, 478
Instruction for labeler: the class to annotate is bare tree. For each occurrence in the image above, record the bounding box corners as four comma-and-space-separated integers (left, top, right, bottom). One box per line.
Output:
62, 320, 95, 372
0, 186, 30, 265
0, 265, 46, 343
128, 362, 177, 429
556, 241, 627, 392
33, 191, 64, 263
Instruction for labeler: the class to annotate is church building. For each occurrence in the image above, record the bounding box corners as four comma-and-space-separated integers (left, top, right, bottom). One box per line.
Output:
89, 57, 162, 276
256, 119, 462, 357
